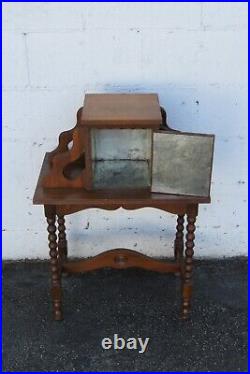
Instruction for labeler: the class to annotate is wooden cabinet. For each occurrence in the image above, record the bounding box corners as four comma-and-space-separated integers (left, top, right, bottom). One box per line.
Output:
42, 93, 214, 197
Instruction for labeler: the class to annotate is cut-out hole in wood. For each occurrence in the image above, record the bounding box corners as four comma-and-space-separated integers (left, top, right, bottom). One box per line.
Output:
63, 153, 85, 180
67, 140, 73, 150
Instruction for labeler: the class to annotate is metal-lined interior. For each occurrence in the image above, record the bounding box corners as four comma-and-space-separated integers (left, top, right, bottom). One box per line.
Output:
91, 129, 152, 189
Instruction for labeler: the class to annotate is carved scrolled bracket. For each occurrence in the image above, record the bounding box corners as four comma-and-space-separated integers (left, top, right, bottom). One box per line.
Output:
41, 107, 91, 189
160, 106, 181, 133
47, 108, 84, 164
47, 127, 75, 164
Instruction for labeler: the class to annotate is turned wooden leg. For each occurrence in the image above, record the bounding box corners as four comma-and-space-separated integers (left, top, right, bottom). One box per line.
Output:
182, 211, 197, 320
57, 215, 67, 260
46, 214, 63, 321
174, 215, 185, 261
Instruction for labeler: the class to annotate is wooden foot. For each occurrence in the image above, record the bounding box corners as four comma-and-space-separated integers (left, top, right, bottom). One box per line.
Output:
47, 215, 63, 321
182, 212, 196, 319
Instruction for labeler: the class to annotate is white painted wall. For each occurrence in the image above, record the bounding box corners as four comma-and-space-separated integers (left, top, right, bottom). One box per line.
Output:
3, 2, 248, 259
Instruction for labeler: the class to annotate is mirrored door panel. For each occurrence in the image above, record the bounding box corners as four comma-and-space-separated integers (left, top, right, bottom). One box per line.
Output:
151, 131, 215, 197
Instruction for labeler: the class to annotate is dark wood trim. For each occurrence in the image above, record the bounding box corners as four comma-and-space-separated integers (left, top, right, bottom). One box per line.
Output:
55, 203, 190, 216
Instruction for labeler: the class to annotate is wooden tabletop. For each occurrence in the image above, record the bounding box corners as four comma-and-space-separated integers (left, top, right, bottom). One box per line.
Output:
79, 93, 162, 128
33, 154, 210, 207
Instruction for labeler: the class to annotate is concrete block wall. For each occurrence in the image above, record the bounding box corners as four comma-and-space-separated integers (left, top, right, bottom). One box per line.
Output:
3, 2, 248, 259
